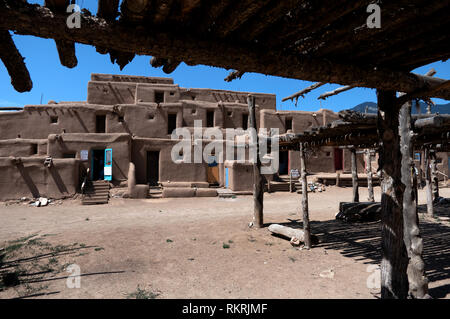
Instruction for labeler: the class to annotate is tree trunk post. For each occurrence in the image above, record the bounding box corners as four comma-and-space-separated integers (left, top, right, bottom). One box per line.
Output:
248, 95, 264, 228
299, 142, 311, 249
399, 100, 429, 298
430, 151, 439, 202
351, 148, 359, 202
366, 149, 375, 202
424, 147, 434, 217
377, 89, 409, 299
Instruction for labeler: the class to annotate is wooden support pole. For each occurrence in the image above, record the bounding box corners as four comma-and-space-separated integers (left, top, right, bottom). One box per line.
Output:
424, 147, 434, 216
430, 151, 439, 202
365, 149, 374, 202
377, 89, 409, 299
299, 143, 311, 249
351, 148, 359, 203
0, 30, 32, 92
399, 100, 429, 299
248, 95, 263, 228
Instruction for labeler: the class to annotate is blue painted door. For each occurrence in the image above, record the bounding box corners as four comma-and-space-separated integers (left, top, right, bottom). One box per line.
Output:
225, 167, 229, 188
104, 148, 112, 181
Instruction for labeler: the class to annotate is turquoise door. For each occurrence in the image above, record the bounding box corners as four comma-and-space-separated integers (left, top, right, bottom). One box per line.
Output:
225, 167, 229, 188
104, 148, 112, 181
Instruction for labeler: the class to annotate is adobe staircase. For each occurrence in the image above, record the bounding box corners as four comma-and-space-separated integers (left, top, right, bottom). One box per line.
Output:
82, 180, 110, 205
149, 186, 163, 198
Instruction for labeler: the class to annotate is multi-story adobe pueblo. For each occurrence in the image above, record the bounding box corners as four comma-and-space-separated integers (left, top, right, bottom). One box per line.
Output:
0, 74, 448, 202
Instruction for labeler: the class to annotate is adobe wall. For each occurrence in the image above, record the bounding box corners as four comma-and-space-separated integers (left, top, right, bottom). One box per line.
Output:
132, 138, 208, 185
47, 133, 131, 181
0, 139, 47, 157
224, 161, 254, 192
0, 157, 79, 200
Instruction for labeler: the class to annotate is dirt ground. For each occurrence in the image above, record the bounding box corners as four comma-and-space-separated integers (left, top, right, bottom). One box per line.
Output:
0, 185, 449, 299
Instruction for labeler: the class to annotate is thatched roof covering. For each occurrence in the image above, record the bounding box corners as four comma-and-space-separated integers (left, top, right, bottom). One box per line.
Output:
0, 0, 449, 98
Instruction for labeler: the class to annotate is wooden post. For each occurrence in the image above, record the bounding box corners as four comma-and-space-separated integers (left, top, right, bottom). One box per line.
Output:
399, 100, 429, 298
377, 89, 409, 299
299, 143, 311, 249
248, 95, 264, 228
430, 151, 439, 202
365, 149, 374, 202
351, 148, 359, 202
424, 147, 434, 216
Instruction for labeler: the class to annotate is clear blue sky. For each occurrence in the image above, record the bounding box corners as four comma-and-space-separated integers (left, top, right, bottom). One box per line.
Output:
1, 0, 449, 111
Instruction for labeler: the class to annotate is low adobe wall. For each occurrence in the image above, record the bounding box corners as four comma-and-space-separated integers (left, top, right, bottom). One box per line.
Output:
0, 157, 79, 200
224, 161, 254, 192
47, 133, 131, 182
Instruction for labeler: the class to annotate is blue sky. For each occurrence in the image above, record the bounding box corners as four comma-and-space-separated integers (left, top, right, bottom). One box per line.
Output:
1, 0, 449, 111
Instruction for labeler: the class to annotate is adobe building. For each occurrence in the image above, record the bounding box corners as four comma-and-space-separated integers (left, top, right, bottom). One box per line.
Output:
3, 73, 443, 201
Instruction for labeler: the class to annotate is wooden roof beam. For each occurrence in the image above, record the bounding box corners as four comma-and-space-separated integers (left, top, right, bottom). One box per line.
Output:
1, 1, 449, 100
0, 29, 32, 92
44, 0, 77, 68
281, 82, 324, 103
318, 85, 355, 100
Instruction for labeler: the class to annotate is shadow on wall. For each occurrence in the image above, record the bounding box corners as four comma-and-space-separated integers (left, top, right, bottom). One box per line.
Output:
16, 161, 40, 198
48, 164, 68, 194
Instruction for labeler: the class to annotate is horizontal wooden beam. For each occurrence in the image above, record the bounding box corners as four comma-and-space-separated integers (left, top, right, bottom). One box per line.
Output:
282, 82, 324, 102
1, 1, 449, 99
318, 85, 355, 100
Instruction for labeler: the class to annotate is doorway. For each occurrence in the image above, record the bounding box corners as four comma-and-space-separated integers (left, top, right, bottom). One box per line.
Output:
91, 149, 105, 180
279, 151, 289, 175
147, 151, 160, 186
334, 148, 344, 171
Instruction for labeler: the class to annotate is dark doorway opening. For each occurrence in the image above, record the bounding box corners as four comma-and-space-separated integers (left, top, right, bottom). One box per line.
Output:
92, 149, 105, 180
147, 151, 160, 186
279, 151, 289, 175
168, 113, 177, 134
285, 117, 292, 131
334, 148, 344, 171
207, 111, 215, 127
242, 113, 248, 130
96, 115, 106, 133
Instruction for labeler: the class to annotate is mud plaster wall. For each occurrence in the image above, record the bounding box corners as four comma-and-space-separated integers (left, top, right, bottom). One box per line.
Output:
0, 139, 47, 157
47, 133, 131, 181
0, 157, 79, 200
224, 161, 254, 192
132, 138, 208, 185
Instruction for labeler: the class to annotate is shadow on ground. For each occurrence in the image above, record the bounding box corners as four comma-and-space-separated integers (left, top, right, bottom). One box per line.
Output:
274, 209, 450, 298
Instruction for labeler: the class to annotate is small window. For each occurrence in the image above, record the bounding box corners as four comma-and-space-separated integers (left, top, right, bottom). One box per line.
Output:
285, 118, 292, 131
96, 115, 106, 133
191, 108, 197, 115
50, 116, 58, 124
227, 111, 233, 117
118, 116, 124, 123
168, 113, 177, 134
207, 111, 214, 127
326, 152, 331, 157
31, 144, 38, 155
17, 134, 21, 138
170, 92, 175, 96
242, 113, 249, 130
148, 113, 155, 120
63, 153, 76, 158
155, 91, 164, 103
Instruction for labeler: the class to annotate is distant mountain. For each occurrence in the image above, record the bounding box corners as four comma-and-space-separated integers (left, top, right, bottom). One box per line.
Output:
349, 101, 450, 114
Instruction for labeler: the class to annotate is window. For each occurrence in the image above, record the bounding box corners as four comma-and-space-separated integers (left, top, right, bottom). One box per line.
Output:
191, 108, 197, 115
207, 111, 214, 127
96, 115, 106, 133
31, 144, 38, 155
118, 116, 124, 123
50, 116, 58, 124
63, 153, 76, 158
148, 113, 155, 120
168, 113, 177, 134
155, 91, 164, 103
285, 117, 292, 131
242, 113, 248, 130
